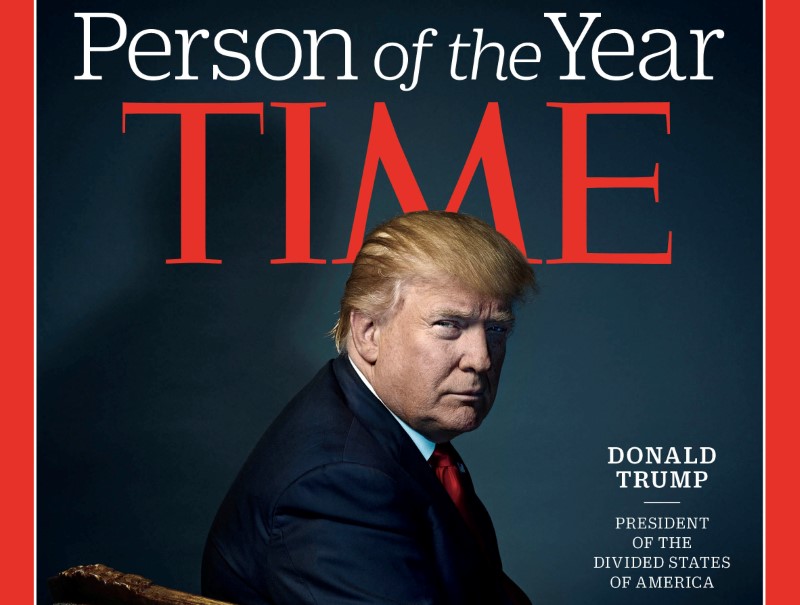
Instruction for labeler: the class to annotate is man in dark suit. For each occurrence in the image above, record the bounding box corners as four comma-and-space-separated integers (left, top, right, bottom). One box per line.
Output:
202, 211, 535, 605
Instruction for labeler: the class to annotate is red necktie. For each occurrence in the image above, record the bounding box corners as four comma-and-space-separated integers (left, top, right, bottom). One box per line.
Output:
430, 443, 532, 605
430, 442, 497, 560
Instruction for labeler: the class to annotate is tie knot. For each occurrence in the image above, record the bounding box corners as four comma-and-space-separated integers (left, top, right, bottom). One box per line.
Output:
430, 442, 460, 469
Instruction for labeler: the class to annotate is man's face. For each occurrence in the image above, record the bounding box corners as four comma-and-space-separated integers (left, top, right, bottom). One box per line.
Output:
370, 276, 514, 443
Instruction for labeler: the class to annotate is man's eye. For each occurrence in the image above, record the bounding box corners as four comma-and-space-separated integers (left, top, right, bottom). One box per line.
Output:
487, 324, 510, 335
434, 320, 459, 329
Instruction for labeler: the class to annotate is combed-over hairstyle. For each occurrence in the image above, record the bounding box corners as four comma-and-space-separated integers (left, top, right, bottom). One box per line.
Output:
332, 211, 536, 352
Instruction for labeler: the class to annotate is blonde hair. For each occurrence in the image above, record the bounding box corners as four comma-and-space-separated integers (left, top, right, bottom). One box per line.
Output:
333, 211, 536, 351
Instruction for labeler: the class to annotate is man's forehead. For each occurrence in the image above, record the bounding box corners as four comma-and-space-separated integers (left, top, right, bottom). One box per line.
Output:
403, 278, 513, 319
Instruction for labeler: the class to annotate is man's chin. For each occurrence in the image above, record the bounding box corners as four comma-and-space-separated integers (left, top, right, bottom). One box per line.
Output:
436, 410, 486, 441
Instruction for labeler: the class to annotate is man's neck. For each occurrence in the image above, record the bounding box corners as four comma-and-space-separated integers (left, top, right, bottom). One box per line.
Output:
347, 355, 436, 461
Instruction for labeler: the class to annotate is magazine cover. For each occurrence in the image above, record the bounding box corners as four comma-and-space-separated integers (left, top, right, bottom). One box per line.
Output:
36, 0, 763, 603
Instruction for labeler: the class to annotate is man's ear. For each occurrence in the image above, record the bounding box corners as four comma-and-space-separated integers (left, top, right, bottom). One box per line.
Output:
349, 310, 380, 364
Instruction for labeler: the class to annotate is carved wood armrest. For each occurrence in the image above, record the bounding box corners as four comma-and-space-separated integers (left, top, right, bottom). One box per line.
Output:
48, 564, 235, 605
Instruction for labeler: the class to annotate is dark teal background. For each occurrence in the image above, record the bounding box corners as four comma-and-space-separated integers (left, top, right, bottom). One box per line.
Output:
37, 1, 762, 603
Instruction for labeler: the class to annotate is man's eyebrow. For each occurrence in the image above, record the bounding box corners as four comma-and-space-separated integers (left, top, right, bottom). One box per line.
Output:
431, 308, 472, 319
488, 310, 515, 323
431, 308, 515, 323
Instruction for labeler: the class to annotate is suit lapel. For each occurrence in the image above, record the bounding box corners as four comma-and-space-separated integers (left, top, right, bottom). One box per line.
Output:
332, 355, 451, 500
331, 356, 506, 603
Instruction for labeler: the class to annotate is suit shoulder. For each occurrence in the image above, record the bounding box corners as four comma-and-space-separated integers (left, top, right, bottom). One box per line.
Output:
214, 361, 401, 517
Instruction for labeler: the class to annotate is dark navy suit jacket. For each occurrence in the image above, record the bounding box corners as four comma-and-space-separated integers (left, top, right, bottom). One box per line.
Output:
201, 356, 530, 605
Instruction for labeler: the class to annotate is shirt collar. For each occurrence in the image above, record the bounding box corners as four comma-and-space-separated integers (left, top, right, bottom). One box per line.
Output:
348, 356, 436, 461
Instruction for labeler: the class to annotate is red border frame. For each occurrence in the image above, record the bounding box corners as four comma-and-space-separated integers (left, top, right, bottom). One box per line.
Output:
9, 0, 786, 603
3, 0, 34, 603
765, 1, 795, 604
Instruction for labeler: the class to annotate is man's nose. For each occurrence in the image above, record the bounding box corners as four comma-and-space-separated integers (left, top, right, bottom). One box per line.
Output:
458, 327, 492, 373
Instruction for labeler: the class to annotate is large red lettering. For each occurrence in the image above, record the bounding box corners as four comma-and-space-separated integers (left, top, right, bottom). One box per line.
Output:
445, 103, 539, 263
270, 102, 327, 264
547, 102, 672, 264
333, 102, 537, 263
122, 102, 264, 264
